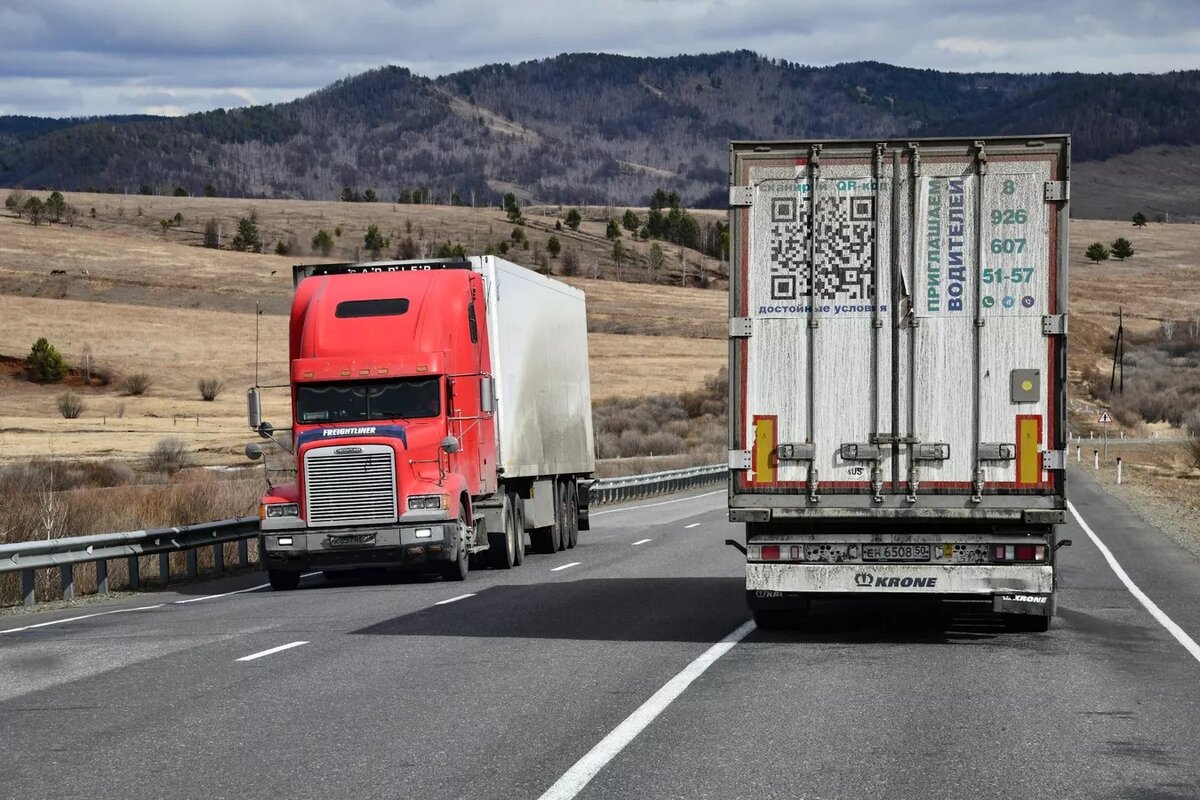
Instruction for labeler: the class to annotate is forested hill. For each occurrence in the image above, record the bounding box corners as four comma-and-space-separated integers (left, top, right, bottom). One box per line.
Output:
1, 51, 1197, 212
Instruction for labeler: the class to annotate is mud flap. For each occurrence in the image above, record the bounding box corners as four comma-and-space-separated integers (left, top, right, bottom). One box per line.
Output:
993, 592, 1053, 616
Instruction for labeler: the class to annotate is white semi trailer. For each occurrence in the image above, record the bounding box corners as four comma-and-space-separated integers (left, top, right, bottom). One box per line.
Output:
726, 136, 1071, 630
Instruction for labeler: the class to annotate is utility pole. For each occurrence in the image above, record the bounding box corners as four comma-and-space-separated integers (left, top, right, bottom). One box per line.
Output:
1110, 306, 1125, 395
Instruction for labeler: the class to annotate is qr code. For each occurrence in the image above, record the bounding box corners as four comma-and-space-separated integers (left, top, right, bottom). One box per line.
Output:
768, 195, 875, 302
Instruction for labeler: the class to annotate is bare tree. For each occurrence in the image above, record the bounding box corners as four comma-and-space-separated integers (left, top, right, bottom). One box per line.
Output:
1161, 319, 1178, 341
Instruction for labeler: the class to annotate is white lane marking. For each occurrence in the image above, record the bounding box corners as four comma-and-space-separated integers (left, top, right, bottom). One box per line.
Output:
434, 593, 476, 606
591, 490, 723, 516
177, 570, 321, 604
1069, 501, 1200, 665
175, 583, 269, 604
236, 641, 309, 662
0, 604, 165, 635
632, 539, 652, 546
551, 562, 581, 572
537, 620, 755, 800
684, 523, 701, 529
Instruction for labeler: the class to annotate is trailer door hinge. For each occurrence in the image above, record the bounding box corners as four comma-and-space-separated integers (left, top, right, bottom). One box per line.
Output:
1042, 450, 1067, 471
729, 317, 752, 338
729, 186, 754, 207
729, 449, 752, 470
1042, 314, 1067, 335
1044, 181, 1069, 202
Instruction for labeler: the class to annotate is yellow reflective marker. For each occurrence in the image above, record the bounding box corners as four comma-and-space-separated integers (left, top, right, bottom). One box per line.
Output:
1017, 415, 1042, 485
753, 416, 776, 484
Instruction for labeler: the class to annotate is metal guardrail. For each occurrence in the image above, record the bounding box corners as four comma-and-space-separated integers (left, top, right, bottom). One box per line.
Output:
0, 465, 727, 607
587, 464, 727, 505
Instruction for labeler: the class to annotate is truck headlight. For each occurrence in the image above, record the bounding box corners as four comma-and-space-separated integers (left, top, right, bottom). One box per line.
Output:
407, 494, 448, 511
265, 503, 300, 518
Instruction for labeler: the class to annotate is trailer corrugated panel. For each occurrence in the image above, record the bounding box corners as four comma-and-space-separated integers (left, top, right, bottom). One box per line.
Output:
729, 137, 1068, 516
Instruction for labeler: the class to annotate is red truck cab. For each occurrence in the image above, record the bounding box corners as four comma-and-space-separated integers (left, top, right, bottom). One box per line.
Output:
255, 262, 498, 588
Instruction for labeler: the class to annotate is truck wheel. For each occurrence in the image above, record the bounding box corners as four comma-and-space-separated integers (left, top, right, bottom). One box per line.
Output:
488, 501, 517, 569
268, 569, 300, 591
442, 511, 470, 582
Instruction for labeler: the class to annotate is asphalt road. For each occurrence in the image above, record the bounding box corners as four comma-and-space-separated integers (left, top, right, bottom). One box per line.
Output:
1, 472, 1198, 800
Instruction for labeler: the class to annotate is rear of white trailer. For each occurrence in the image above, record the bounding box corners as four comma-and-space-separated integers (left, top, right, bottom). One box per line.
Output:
727, 136, 1070, 630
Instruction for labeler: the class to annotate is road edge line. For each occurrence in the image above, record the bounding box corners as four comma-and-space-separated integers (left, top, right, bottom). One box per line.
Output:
1068, 501, 1200, 665
537, 619, 755, 800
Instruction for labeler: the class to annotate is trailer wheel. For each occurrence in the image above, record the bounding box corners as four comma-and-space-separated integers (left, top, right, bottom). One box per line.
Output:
565, 482, 579, 549
1007, 614, 1051, 632
268, 569, 300, 591
488, 498, 517, 569
531, 491, 560, 554
752, 608, 788, 630
442, 510, 470, 582
556, 481, 571, 551
512, 494, 525, 566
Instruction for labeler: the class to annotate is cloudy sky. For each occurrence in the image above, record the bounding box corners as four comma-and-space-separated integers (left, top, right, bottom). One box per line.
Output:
0, 0, 1197, 118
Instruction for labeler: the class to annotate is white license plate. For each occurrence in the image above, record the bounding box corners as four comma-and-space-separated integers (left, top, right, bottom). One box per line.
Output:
862, 544, 930, 562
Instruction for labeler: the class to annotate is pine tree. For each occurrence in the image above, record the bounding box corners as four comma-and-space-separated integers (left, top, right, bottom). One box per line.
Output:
1131, 212, 1147, 227
564, 208, 581, 231
1110, 237, 1134, 261
231, 217, 261, 252
1085, 242, 1110, 263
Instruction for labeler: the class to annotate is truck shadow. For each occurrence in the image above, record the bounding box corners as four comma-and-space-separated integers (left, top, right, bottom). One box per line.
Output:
746, 598, 1008, 644
352, 577, 749, 643
351, 578, 1008, 644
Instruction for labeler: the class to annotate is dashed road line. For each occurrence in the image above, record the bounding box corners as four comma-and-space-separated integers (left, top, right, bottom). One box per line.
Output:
236, 641, 309, 662
684, 523, 701, 529
551, 562, 581, 572
434, 593, 476, 606
632, 539, 652, 546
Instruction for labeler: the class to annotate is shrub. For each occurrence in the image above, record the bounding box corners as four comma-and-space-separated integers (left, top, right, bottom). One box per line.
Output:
148, 437, 191, 475
561, 249, 580, 277
312, 229, 335, 256
27, 337, 68, 382
122, 372, 153, 396
56, 391, 85, 419
198, 377, 225, 401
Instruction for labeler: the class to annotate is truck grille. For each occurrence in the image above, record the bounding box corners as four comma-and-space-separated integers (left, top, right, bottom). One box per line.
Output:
304, 444, 398, 527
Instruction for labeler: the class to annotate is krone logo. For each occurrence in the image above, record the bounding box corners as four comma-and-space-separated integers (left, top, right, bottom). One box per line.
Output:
854, 573, 875, 587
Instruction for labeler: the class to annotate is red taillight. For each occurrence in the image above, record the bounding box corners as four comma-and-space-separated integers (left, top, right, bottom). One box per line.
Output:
993, 543, 1048, 562
761, 545, 781, 560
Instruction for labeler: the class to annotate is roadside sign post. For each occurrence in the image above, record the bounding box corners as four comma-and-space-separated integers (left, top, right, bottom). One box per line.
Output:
1098, 411, 1112, 461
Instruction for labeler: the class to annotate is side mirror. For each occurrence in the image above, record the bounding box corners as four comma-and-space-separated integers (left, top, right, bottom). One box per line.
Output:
441, 435, 460, 454
480, 375, 495, 414
245, 443, 264, 461
247, 387, 262, 431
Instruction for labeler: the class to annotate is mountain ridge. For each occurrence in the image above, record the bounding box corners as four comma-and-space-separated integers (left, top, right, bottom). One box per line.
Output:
1, 52, 1197, 216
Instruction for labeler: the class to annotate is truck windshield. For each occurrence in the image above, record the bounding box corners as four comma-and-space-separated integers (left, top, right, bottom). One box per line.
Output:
295, 377, 440, 423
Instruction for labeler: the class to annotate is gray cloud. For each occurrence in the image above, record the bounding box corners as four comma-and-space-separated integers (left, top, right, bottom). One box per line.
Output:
0, 0, 1196, 117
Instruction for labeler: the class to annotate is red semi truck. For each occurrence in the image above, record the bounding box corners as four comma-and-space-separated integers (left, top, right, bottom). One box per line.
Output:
247, 256, 595, 589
